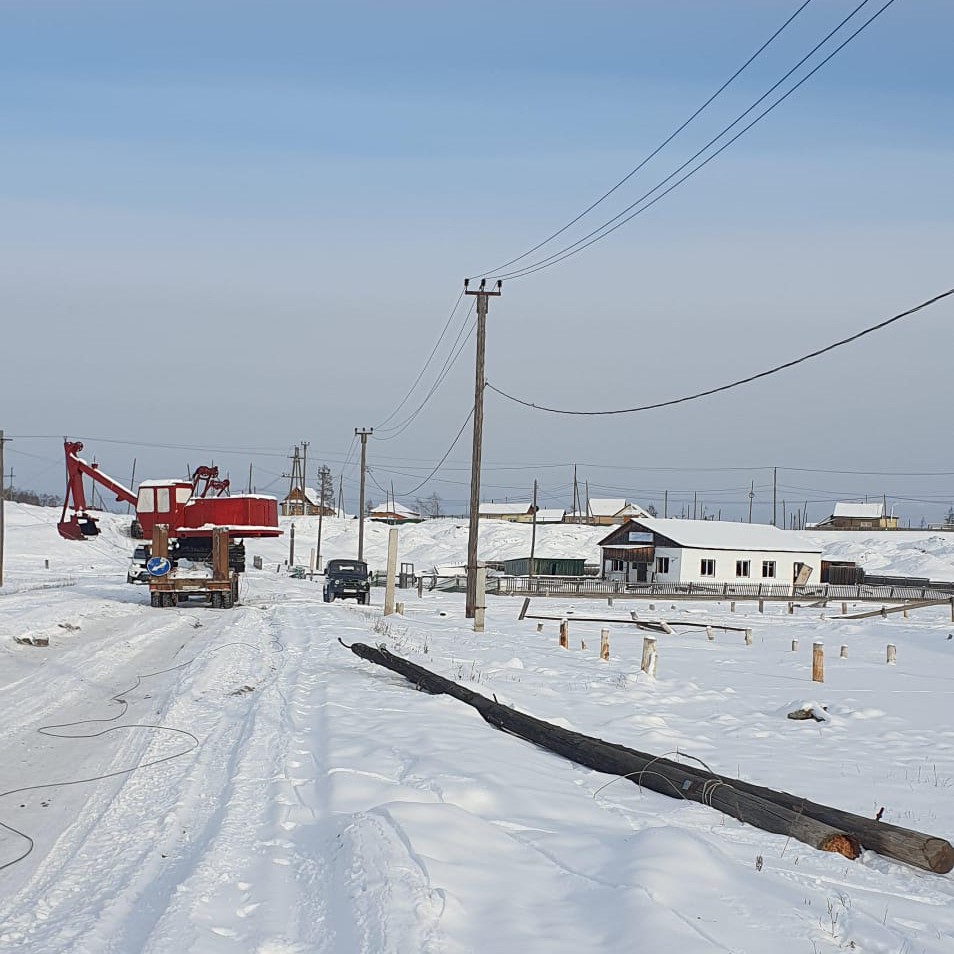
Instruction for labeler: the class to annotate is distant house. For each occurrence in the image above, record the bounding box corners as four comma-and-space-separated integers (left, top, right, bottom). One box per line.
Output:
511, 508, 567, 524
479, 502, 533, 521
814, 502, 898, 531
501, 557, 586, 577
598, 518, 822, 586
368, 501, 422, 524
280, 486, 335, 518
577, 498, 650, 526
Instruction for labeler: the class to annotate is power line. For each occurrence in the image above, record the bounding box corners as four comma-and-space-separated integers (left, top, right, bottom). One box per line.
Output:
487, 286, 954, 416
473, 0, 816, 279
374, 289, 466, 429
370, 408, 474, 499
375, 301, 477, 440
490, 0, 895, 281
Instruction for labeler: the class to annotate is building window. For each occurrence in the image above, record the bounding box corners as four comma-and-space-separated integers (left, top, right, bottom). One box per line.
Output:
610, 559, 625, 572
700, 559, 716, 577
762, 560, 776, 578
656, 556, 670, 574
736, 560, 750, 578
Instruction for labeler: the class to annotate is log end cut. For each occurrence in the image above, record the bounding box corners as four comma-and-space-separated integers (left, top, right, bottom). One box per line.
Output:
924, 837, 954, 875
819, 833, 862, 860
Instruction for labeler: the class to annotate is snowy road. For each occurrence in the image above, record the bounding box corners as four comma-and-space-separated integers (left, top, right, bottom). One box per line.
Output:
2, 505, 954, 952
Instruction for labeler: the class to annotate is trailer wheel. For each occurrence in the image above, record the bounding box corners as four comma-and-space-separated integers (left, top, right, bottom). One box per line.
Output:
151, 591, 161, 608
211, 591, 222, 609
222, 592, 234, 609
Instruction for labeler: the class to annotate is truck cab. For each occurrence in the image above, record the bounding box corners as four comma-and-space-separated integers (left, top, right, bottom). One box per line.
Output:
323, 559, 371, 604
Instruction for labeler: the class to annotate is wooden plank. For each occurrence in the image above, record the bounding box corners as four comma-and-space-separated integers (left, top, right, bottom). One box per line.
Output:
835, 597, 952, 620
523, 612, 750, 635
344, 641, 954, 873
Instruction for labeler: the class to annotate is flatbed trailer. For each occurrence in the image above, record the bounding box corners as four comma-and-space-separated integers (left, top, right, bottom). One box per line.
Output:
147, 524, 239, 609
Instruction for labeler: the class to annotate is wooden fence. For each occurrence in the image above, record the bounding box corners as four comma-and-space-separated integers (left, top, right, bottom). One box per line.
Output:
372, 572, 954, 604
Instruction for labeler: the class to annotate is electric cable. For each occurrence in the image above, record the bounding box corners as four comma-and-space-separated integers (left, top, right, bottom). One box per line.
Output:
473, 0, 816, 278
375, 300, 477, 440
489, 0, 895, 281
486, 286, 953, 415
369, 408, 474, 499
374, 289, 466, 429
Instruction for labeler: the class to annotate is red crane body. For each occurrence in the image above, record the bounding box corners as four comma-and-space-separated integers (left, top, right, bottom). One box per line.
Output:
58, 440, 281, 545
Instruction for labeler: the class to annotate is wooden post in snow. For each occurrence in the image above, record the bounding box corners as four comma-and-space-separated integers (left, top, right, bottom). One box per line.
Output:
384, 527, 398, 616
887, 643, 897, 665
744, 628, 753, 645
791, 638, 798, 652
640, 636, 656, 675
559, 619, 569, 648
600, 628, 610, 661
840, 645, 848, 658
812, 642, 824, 683
474, 564, 487, 633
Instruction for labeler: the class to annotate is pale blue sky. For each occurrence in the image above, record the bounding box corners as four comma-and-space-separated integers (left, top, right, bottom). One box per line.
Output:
3, 1, 953, 522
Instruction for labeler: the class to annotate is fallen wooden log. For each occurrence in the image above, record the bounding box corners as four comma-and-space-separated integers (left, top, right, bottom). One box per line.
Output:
345, 641, 953, 874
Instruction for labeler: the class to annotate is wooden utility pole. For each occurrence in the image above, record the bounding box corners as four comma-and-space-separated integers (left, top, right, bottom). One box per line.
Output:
247, 462, 253, 494
316, 464, 331, 572
301, 441, 309, 510
127, 458, 137, 514
0, 430, 7, 588
463, 278, 502, 618
355, 428, 373, 561
529, 479, 538, 584
663, 489, 668, 518
337, 474, 344, 516
748, 481, 755, 523
571, 465, 580, 523
773, 467, 778, 527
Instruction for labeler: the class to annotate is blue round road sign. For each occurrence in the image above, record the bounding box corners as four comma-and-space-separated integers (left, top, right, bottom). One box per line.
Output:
146, 556, 172, 577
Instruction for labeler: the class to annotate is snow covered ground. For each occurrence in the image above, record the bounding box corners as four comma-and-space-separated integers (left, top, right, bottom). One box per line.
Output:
2, 503, 954, 953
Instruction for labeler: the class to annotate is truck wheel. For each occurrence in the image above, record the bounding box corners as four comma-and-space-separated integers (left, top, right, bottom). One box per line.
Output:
222, 591, 234, 609
211, 591, 222, 609
151, 591, 160, 608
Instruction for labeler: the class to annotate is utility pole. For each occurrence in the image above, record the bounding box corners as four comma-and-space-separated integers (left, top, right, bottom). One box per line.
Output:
463, 277, 502, 618
529, 479, 538, 584
748, 481, 755, 523
337, 474, 344, 517
248, 462, 253, 494
0, 430, 7, 588
301, 441, 309, 512
773, 467, 778, 528
571, 465, 580, 524
663, 489, 668, 519
355, 428, 373, 561
316, 464, 331, 574
127, 458, 137, 514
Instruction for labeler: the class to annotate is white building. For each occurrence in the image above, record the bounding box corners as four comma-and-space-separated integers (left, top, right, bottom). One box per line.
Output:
479, 502, 532, 521
598, 518, 823, 586
583, 498, 650, 525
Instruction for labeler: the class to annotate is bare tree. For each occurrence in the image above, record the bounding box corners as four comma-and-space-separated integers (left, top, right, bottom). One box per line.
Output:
415, 492, 443, 518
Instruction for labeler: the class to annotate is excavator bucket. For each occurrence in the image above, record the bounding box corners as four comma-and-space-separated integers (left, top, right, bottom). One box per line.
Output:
57, 514, 100, 540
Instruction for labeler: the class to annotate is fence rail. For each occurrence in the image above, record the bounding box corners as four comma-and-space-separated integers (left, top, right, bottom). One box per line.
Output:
374, 572, 954, 604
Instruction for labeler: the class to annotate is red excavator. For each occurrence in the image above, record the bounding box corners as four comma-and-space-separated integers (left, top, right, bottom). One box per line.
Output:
58, 439, 281, 570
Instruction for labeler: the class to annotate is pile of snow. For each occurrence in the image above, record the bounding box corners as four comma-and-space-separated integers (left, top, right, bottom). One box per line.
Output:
1, 503, 953, 951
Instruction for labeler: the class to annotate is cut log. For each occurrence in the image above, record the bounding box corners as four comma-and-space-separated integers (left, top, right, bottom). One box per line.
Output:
345, 642, 949, 873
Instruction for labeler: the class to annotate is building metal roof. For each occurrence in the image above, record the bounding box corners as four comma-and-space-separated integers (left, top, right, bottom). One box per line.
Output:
479, 502, 532, 516
601, 517, 821, 554
831, 502, 886, 519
